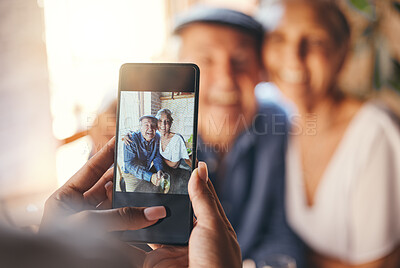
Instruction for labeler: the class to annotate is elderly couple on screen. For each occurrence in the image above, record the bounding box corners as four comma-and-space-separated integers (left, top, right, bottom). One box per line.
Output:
123, 108, 190, 187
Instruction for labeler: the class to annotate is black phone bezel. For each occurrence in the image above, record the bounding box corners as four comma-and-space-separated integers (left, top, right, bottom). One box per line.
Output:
112, 63, 199, 245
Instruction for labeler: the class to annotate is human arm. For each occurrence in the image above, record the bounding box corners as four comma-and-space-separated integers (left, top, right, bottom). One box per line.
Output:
163, 159, 180, 168
161, 134, 191, 169
184, 158, 192, 167
123, 134, 154, 182
152, 134, 165, 172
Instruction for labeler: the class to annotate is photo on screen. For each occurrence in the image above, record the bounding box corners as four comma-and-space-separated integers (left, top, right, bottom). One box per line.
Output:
116, 91, 194, 195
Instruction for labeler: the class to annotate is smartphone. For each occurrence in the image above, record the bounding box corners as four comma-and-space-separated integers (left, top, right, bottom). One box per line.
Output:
113, 63, 199, 244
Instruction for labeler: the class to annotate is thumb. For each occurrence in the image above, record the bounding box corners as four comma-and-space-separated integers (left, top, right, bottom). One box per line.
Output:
70, 206, 166, 232
188, 162, 221, 225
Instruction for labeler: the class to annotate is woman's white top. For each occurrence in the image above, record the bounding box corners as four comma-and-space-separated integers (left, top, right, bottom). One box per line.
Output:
286, 102, 400, 264
160, 133, 189, 162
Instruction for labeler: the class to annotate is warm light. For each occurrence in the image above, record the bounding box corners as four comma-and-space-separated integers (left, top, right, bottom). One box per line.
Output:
43, 0, 167, 185
43, 0, 167, 140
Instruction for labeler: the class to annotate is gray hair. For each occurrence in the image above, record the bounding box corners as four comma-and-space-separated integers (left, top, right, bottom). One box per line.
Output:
156, 108, 174, 124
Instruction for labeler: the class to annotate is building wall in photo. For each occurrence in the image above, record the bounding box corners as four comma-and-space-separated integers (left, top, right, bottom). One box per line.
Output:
160, 96, 194, 142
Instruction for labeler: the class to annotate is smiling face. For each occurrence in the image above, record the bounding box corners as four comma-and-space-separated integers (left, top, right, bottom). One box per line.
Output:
179, 23, 261, 144
157, 113, 171, 135
140, 118, 157, 142
262, 1, 349, 109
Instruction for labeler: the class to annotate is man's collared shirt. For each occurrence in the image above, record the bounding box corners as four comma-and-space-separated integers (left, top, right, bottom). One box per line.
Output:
197, 103, 305, 267
124, 131, 164, 182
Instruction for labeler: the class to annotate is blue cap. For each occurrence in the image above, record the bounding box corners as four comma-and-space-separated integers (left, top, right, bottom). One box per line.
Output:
173, 5, 264, 42
139, 115, 157, 122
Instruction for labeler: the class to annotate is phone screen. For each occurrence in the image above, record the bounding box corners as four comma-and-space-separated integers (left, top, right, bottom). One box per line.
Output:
113, 63, 199, 244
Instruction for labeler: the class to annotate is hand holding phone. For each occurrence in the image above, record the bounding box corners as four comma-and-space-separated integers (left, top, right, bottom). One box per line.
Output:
144, 162, 242, 268
41, 137, 167, 233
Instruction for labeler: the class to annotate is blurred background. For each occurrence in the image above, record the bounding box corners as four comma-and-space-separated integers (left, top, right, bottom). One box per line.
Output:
0, 0, 399, 228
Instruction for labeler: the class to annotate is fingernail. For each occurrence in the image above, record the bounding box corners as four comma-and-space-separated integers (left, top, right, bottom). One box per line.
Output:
105, 181, 113, 190
198, 161, 208, 182
144, 206, 166, 221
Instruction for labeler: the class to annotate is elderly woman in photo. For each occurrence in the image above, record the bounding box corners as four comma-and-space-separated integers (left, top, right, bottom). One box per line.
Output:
260, 0, 400, 267
156, 108, 191, 169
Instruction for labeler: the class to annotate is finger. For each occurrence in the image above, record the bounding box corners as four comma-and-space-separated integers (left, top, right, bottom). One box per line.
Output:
65, 137, 116, 194
206, 177, 236, 237
70, 206, 166, 232
197, 161, 208, 181
84, 167, 114, 206
193, 162, 235, 236
188, 162, 223, 228
105, 180, 113, 201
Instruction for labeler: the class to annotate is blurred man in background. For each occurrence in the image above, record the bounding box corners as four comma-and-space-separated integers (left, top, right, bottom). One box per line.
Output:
174, 6, 304, 266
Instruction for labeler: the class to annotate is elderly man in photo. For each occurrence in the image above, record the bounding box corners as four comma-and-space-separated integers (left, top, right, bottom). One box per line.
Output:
173, 6, 305, 266
124, 115, 164, 186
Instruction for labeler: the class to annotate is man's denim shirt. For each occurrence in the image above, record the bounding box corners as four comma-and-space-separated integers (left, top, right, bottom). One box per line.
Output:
123, 131, 164, 182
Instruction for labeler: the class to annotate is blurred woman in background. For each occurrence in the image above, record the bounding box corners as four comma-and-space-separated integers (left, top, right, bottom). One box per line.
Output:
261, 0, 400, 267
156, 108, 191, 169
